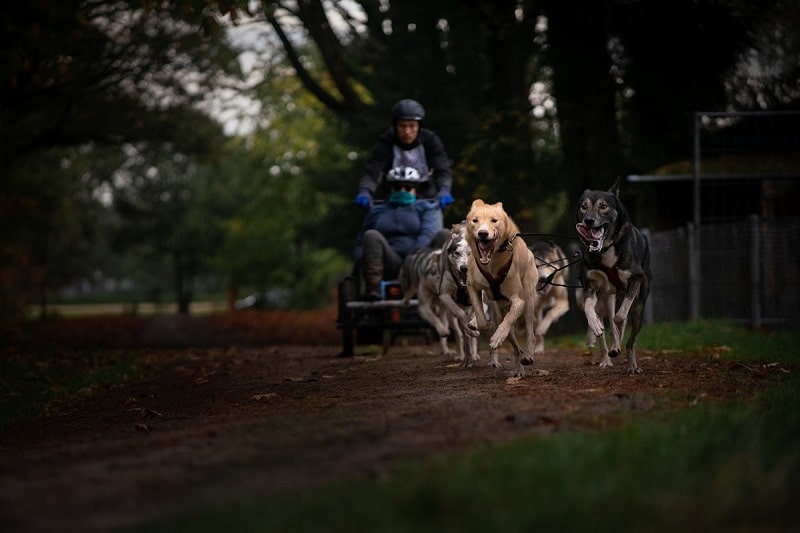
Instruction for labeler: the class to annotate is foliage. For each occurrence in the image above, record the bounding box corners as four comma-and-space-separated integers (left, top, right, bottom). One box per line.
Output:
3, 0, 799, 317
203, 81, 355, 307
250, 0, 797, 230
1, 0, 245, 315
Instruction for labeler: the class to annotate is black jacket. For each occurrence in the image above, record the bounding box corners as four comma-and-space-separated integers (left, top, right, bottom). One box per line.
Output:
359, 127, 452, 200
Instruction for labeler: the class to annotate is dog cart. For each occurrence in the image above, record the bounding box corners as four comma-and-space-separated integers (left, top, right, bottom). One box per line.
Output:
336, 270, 434, 356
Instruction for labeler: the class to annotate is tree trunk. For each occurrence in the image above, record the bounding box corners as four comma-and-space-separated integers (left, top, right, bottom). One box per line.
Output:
546, 0, 623, 196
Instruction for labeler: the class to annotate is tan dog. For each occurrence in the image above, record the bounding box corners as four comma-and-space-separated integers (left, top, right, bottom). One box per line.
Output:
464, 199, 539, 377
530, 241, 571, 353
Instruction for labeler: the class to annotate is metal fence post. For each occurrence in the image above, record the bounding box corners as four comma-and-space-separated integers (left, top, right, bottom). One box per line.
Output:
691, 113, 702, 321
688, 222, 700, 320
642, 228, 654, 324
749, 214, 762, 328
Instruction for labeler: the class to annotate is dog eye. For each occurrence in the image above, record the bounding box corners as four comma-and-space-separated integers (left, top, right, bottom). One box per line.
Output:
491, 218, 497, 223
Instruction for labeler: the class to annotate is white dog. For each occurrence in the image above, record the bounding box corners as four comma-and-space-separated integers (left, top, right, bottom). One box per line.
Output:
435, 222, 503, 367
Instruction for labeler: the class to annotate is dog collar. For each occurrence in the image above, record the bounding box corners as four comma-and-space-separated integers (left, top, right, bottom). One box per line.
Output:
497, 234, 519, 252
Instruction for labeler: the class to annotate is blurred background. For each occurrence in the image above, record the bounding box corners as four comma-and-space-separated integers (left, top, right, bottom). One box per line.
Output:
2, 0, 798, 320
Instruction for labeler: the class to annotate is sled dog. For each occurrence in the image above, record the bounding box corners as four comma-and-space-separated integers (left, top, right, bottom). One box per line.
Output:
464, 199, 539, 377
575, 178, 652, 373
435, 222, 501, 367
400, 246, 458, 360
530, 241, 570, 353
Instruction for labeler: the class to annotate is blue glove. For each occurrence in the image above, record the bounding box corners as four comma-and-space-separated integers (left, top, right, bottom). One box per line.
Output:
355, 191, 372, 209
437, 190, 454, 209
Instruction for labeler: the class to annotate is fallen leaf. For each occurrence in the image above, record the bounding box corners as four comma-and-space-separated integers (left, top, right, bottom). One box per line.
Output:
251, 393, 278, 401
127, 407, 163, 418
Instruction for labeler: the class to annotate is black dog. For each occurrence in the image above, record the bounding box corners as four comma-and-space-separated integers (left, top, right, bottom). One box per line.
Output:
575, 178, 651, 374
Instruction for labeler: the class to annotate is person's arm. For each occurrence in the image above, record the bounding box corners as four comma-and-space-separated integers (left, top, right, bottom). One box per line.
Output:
424, 131, 454, 207
358, 130, 394, 197
424, 131, 452, 192
414, 202, 441, 249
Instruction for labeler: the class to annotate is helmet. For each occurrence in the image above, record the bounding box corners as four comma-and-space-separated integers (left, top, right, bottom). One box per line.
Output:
386, 166, 428, 184
391, 99, 425, 121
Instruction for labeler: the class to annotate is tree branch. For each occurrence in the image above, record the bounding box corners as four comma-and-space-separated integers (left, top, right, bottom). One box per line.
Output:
266, 10, 348, 111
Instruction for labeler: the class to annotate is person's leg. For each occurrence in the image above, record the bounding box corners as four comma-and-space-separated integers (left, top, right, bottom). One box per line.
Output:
362, 229, 405, 299
382, 245, 404, 281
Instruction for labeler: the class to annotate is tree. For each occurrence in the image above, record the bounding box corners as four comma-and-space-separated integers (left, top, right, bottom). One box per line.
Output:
241, 0, 795, 232
1, 0, 248, 315
203, 83, 354, 309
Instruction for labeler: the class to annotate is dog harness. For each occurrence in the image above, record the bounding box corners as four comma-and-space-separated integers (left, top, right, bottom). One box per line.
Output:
589, 254, 625, 292
447, 267, 472, 306
477, 255, 513, 301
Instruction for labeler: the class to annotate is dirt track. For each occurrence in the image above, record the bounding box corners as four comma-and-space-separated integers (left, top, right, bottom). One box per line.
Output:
0, 310, 787, 531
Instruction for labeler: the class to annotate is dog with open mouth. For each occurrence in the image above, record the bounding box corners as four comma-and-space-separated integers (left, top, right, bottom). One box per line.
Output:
464, 199, 540, 377
575, 178, 652, 374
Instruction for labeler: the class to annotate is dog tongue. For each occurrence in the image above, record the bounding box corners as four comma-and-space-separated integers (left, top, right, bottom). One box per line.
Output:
478, 243, 492, 264
576, 223, 604, 251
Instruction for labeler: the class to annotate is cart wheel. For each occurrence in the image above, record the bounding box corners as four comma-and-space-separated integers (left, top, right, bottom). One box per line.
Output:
337, 276, 357, 356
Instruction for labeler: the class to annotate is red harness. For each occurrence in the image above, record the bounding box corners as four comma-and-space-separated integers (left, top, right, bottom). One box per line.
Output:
591, 255, 625, 291
477, 255, 513, 301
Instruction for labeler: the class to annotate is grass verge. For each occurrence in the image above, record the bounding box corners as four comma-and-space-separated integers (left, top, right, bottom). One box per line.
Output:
0, 346, 140, 428
145, 321, 799, 532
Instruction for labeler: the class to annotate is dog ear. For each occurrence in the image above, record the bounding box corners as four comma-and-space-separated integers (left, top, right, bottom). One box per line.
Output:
609, 177, 621, 197
470, 199, 485, 209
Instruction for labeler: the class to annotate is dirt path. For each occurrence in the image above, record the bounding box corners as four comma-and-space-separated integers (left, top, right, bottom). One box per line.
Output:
0, 312, 785, 531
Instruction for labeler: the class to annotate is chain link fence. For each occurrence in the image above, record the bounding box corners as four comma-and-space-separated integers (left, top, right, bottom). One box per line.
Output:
649, 216, 800, 325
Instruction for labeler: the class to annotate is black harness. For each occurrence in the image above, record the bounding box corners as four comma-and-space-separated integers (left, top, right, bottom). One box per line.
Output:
446, 264, 472, 306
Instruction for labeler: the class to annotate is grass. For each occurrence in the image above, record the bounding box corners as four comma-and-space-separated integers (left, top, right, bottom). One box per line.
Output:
142, 321, 799, 533
555, 318, 798, 363
0, 346, 140, 428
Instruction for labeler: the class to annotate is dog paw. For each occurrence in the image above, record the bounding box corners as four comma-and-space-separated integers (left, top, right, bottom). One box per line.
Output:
587, 317, 604, 337
599, 358, 614, 368
608, 348, 620, 358
628, 365, 642, 375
